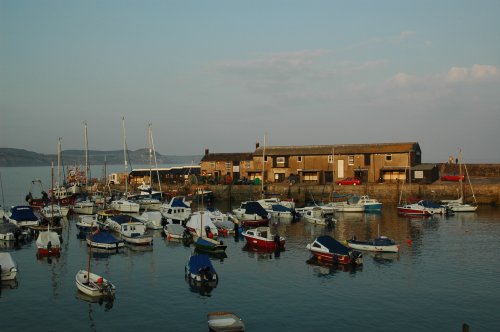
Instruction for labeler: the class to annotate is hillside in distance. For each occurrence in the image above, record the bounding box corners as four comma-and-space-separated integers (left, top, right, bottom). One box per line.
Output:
0, 148, 201, 167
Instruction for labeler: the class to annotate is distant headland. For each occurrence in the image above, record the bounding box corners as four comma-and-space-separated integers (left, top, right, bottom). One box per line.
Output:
0, 148, 202, 167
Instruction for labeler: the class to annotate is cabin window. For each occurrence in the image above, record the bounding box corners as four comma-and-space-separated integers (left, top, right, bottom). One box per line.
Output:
276, 157, 285, 164
386, 154, 392, 161
328, 155, 333, 163
123, 225, 128, 231
313, 243, 321, 248
297, 156, 303, 162
348, 155, 354, 165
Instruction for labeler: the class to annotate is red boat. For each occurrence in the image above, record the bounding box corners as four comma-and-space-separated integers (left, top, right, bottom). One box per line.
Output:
397, 203, 433, 216
441, 175, 464, 182
242, 227, 285, 250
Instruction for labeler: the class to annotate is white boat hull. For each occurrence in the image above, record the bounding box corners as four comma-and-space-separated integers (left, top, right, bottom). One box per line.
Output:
75, 270, 116, 298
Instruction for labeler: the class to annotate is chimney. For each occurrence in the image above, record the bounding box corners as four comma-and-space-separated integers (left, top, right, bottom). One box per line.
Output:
205, 148, 209, 155
256, 142, 260, 149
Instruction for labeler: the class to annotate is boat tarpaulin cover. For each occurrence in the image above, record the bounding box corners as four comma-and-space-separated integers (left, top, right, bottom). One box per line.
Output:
90, 230, 121, 244
271, 204, 291, 212
109, 214, 141, 225
9, 206, 38, 221
171, 198, 190, 208
316, 235, 351, 255
244, 201, 268, 217
187, 254, 216, 274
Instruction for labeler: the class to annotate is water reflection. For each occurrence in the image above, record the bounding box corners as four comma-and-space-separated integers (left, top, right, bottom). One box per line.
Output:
306, 257, 362, 277
76, 291, 114, 312
0, 278, 19, 295
365, 251, 400, 265
185, 275, 218, 297
242, 243, 282, 260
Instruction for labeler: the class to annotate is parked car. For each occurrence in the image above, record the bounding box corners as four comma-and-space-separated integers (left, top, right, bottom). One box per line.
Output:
336, 177, 362, 186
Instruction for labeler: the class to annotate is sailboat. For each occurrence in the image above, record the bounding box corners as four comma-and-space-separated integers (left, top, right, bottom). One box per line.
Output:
36, 163, 62, 258
76, 226, 116, 298
73, 123, 98, 215
110, 117, 140, 213
441, 149, 478, 212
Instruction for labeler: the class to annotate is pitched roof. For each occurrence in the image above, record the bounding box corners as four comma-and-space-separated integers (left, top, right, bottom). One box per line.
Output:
200, 152, 253, 162
253, 142, 420, 156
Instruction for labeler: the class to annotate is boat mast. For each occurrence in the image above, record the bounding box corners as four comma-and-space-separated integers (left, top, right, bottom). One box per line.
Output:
83, 121, 89, 192
149, 124, 162, 195
458, 148, 464, 200
331, 145, 335, 201
261, 133, 266, 199
122, 117, 128, 195
57, 137, 62, 188
148, 123, 153, 191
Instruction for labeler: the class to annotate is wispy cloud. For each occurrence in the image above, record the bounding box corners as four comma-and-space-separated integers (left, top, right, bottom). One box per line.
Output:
399, 30, 416, 40
446, 64, 498, 83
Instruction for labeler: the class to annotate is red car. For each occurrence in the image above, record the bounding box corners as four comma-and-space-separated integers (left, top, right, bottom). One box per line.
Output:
336, 177, 362, 186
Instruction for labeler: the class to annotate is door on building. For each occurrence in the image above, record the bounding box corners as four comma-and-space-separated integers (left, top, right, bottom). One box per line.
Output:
337, 160, 344, 178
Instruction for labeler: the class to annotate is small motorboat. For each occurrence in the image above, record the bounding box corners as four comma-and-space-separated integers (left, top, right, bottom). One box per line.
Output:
164, 223, 187, 240
194, 237, 227, 255
75, 270, 116, 299
5, 205, 40, 228
346, 235, 399, 253
296, 206, 335, 225
185, 254, 218, 288
86, 229, 124, 250
36, 227, 61, 257
306, 235, 363, 265
207, 311, 245, 332
241, 226, 285, 250
0, 252, 18, 281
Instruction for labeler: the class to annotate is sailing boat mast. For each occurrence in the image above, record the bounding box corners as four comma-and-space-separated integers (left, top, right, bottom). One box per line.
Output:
261, 133, 266, 198
122, 117, 129, 195
57, 137, 62, 188
83, 121, 89, 192
149, 124, 162, 195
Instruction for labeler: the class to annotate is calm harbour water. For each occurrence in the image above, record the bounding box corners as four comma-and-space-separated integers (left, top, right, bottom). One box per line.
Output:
1, 166, 500, 331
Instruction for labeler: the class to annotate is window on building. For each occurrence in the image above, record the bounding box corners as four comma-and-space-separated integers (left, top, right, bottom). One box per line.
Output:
386, 154, 392, 161
297, 156, 303, 162
364, 154, 371, 165
264, 156, 269, 163
348, 155, 354, 165
225, 162, 231, 169
245, 161, 250, 168
304, 174, 318, 181
328, 155, 333, 163
276, 157, 285, 164
210, 162, 215, 168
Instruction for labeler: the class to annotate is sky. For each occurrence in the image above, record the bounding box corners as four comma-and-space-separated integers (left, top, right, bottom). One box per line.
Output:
1, 0, 499, 163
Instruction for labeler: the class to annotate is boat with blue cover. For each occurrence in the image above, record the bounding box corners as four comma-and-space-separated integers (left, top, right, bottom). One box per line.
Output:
306, 235, 363, 265
86, 229, 124, 249
232, 201, 269, 228
185, 254, 218, 286
5, 205, 40, 228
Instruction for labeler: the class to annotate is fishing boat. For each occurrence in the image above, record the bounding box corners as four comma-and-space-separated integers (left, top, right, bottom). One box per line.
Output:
346, 236, 399, 253
185, 254, 218, 286
306, 235, 363, 265
86, 229, 124, 250
207, 312, 245, 332
242, 226, 285, 250
0, 252, 17, 281
76, 228, 116, 299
